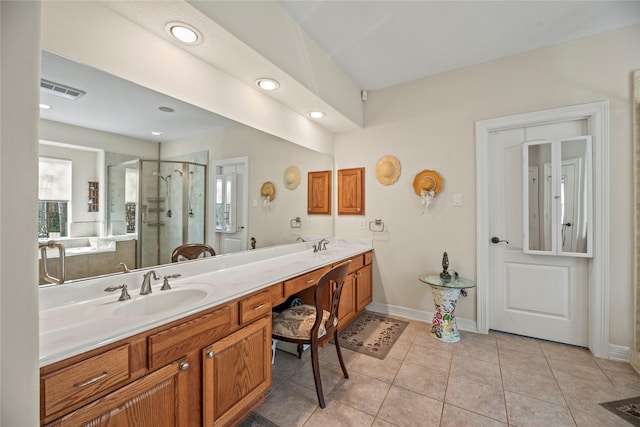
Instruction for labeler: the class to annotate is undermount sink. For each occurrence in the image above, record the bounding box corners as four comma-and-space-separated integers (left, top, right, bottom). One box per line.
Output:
112, 288, 209, 318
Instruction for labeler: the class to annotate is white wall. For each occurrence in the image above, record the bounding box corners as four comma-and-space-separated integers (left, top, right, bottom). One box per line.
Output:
334, 25, 640, 348
0, 2, 41, 425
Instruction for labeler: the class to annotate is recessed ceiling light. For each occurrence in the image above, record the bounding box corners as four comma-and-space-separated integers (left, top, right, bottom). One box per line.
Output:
151, 131, 162, 136
39, 103, 51, 109
166, 22, 201, 44
308, 111, 326, 119
256, 78, 280, 91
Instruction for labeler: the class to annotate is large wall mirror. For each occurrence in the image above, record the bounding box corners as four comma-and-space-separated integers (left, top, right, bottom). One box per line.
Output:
523, 137, 593, 257
38, 51, 333, 285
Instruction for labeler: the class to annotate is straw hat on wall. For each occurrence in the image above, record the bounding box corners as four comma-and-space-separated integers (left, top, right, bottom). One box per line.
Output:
375, 155, 401, 185
284, 165, 300, 190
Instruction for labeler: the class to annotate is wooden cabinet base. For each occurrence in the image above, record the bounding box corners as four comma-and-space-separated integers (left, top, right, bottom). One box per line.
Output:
44, 359, 189, 427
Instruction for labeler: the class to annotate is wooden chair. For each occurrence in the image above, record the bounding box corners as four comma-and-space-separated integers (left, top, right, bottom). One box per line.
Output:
171, 243, 216, 262
271, 260, 352, 408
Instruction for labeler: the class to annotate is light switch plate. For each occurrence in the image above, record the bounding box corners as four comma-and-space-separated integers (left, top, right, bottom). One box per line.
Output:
453, 193, 463, 207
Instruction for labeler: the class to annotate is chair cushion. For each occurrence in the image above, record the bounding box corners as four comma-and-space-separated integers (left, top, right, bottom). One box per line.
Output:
272, 304, 337, 340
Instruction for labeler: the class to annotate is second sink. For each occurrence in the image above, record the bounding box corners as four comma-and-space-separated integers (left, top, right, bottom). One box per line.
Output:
112, 288, 209, 318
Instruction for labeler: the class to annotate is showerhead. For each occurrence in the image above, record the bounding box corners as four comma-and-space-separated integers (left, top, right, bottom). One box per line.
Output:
152, 171, 169, 182
173, 169, 183, 176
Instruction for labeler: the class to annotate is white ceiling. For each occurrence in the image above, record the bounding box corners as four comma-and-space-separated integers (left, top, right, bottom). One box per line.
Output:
40, 1, 640, 141
277, 1, 640, 90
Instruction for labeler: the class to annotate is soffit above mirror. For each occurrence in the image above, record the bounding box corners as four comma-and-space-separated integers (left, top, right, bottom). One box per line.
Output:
100, 0, 363, 133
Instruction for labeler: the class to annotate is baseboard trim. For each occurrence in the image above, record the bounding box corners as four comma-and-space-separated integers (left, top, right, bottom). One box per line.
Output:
367, 302, 628, 361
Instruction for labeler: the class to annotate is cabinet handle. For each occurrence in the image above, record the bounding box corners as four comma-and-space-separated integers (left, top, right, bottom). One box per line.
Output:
74, 371, 108, 388
253, 303, 266, 311
179, 362, 190, 371
206, 351, 215, 359
306, 279, 315, 284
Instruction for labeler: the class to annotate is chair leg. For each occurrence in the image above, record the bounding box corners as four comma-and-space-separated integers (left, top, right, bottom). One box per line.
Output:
310, 343, 326, 408
297, 343, 303, 359
334, 331, 349, 379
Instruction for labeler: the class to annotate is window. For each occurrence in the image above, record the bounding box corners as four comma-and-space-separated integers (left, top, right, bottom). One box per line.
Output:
38, 157, 71, 238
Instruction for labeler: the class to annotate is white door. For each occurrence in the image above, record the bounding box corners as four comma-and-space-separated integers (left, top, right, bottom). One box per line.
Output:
213, 157, 248, 255
488, 120, 589, 346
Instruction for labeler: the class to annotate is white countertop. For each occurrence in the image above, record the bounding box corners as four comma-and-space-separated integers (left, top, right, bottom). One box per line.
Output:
39, 238, 372, 367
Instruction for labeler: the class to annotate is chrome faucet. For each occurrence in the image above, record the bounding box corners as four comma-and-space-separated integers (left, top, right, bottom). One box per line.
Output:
313, 238, 330, 252
140, 270, 160, 295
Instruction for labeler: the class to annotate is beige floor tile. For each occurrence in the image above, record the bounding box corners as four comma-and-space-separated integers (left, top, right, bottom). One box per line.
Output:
445, 375, 507, 422
257, 381, 321, 427
371, 418, 398, 427
504, 391, 575, 427
494, 333, 544, 355
405, 342, 452, 371
497, 347, 553, 377
302, 400, 375, 427
393, 360, 448, 401
570, 405, 636, 427
289, 359, 347, 397
377, 386, 442, 427
440, 404, 507, 427
318, 343, 360, 368
548, 358, 611, 386
557, 375, 627, 413
272, 350, 309, 388
540, 342, 598, 367
501, 366, 565, 405
385, 338, 412, 361
453, 339, 499, 364
258, 319, 638, 427
350, 353, 402, 383
412, 330, 457, 351
328, 371, 391, 416
595, 357, 639, 375
450, 354, 502, 387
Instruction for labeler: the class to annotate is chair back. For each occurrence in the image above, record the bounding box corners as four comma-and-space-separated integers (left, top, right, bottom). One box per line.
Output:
311, 260, 351, 343
171, 243, 216, 262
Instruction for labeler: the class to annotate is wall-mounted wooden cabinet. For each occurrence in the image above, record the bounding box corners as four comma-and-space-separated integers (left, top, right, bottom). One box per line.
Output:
308, 170, 332, 215
338, 167, 365, 215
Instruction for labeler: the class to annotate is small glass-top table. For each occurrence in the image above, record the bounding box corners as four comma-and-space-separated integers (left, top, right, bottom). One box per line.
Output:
418, 274, 476, 343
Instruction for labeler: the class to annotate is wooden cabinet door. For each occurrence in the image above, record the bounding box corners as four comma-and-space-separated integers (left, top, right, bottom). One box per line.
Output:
338, 167, 364, 215
203, 316, 272, 427
46, 359, 189, 427
356, 264, 373, 312
338, 272, 357, 329
308, 170, 332, 215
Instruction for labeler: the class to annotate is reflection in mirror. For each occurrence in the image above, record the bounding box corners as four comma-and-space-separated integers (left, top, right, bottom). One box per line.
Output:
523, 137, 592, 257
38, 51, 333, 285
526, 141, 553, 252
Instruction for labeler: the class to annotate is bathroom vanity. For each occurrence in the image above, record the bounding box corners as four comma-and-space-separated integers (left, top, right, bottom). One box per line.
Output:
39, 238, 373, 426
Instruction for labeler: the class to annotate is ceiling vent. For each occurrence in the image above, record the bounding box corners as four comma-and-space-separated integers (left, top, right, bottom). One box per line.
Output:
40, 79, 86, 100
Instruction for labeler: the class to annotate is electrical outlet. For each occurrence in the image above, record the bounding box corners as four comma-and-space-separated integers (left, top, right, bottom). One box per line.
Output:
253, 199, 258, 208
359, 219, 365, 230
453, 193, 463, 207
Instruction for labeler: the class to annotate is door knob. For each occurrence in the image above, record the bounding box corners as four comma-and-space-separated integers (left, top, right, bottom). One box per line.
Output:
491, 237, 509, 244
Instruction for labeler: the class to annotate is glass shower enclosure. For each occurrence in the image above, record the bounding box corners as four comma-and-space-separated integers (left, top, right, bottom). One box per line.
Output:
107, 159, 207, 268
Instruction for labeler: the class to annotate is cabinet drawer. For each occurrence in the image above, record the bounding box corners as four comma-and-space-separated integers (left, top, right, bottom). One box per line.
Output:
342, 255, 364, 275
364, 251, 373, 266
268, 282, 286, 306
42, 344, 130, 418
148, 305, 231, 370
284, 267, 330, 296
239, 291, 272, 325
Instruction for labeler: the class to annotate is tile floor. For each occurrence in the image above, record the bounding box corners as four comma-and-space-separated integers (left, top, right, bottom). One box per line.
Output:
249, 317, 640, 426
